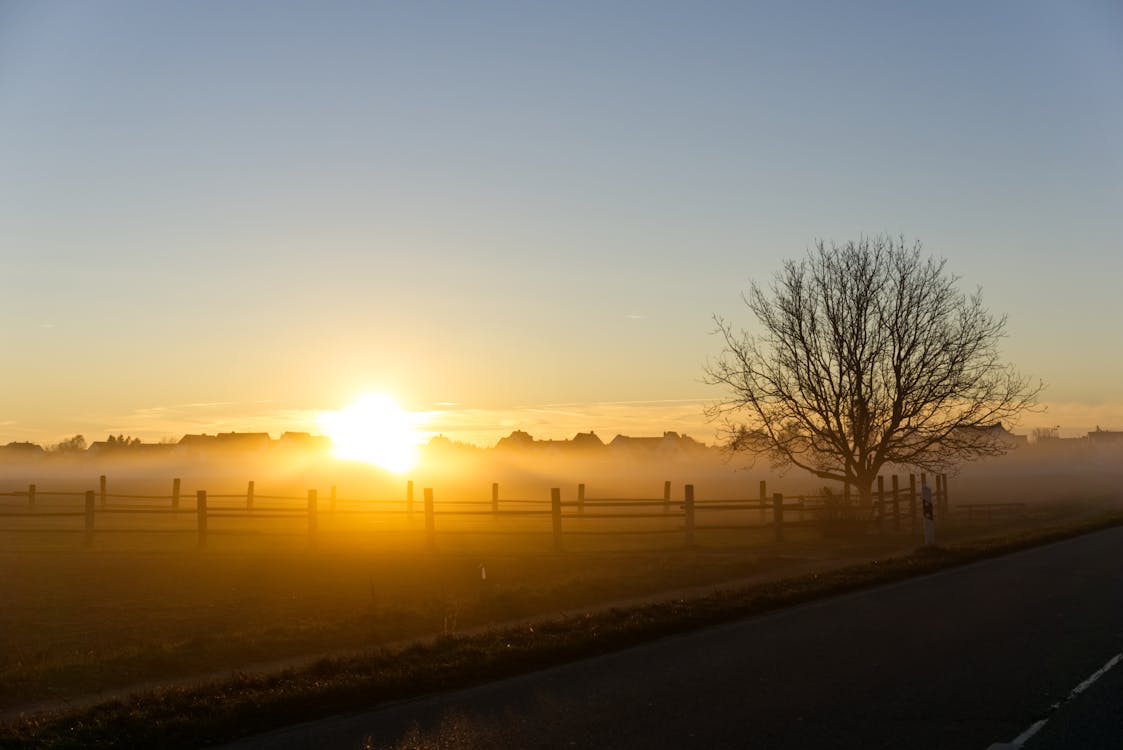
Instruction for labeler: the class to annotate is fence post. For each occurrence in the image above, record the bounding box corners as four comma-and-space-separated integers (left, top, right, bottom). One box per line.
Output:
577, 483, 585, 515
909, 474, 917, 533
491, 482, 499, 515
423, 488, 435, 551
684, 484, 695, 546
663, 480, 672, 513
99, 475, 107, 508
935, 474, 944, 519
773, 493, 784, 542
407, 480, 415, 517
196, 490, 207, 549
27, 483, 35, 508
876, 476, 885, 533
246, 481, 255, 511
172, 478, 181, 510
307, 490, 318, 548
551, 488, 563, 552
84, 490, 95, 547
892, 475, 901, 532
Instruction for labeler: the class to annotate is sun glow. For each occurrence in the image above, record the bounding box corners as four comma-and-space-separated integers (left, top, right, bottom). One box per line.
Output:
319, 393, 426, 473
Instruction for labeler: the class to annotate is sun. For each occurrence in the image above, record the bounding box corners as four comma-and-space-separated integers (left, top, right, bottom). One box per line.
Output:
319, 393, 425, 473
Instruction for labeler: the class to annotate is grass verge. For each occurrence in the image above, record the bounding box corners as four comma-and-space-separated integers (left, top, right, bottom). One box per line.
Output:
4, 512, 1123, 750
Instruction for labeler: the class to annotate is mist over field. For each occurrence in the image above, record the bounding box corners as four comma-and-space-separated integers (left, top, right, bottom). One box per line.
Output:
2, 431, 1120, 511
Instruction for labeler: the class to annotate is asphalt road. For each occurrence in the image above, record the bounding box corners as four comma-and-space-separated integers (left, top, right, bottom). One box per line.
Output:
220, 527, 1123, 750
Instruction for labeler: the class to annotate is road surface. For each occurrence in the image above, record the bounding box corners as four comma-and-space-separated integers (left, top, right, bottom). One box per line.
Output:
219, 527, 1123, 749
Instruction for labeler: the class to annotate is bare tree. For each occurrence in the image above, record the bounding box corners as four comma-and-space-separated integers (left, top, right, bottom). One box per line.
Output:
705, 236, 1042, 503
50, 434, 87, 453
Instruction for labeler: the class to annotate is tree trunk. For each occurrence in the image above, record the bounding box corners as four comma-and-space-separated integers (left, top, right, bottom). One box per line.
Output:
856, 480, 874, 507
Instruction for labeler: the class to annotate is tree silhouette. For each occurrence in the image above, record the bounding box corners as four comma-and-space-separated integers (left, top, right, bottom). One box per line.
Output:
706, 236, 1042, 503
51, 434, 87, 453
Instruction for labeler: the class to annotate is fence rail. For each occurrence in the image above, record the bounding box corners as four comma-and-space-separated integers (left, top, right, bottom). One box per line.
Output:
0, 472, 995, 552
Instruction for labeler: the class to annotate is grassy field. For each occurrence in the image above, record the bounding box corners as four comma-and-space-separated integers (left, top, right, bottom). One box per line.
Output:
0, 468, 1119, 748
4, 509, 1123, 749
0, 535, 880, 709
0, 489, 1113, 710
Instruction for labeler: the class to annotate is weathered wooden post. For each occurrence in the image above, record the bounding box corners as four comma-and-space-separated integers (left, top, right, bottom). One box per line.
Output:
876, 476, 885, 533
307, 489, 318, 547
246, 481, 255, 511
936, 474, 945, 519
933, 474, 940, 519
684, 484, 695, 546
577, 483, 585, 515
407, 480, 415, 517
84, 490, 95, 547
99, 475, 107, 509
773, 492, 784, 542
491, 482, 499, 515
423, 488, 435, 551
27, 484, 35, 508
892, 475, 901, 532
909, 474, 917, 533
172, 478, 181, 510
939, 473, 949, 517
196, 490, 207, 549
551, 488, 563, 552
663, 480, 672, 513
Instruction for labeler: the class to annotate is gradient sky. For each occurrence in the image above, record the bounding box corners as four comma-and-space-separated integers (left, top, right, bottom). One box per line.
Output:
2, 1, 1121, 446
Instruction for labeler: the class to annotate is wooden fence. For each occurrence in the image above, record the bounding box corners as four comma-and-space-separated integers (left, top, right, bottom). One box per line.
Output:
0, 472, 1011, 552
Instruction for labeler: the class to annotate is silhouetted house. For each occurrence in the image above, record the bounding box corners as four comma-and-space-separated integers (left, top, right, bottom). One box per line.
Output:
609, 431, 707, 458
87, 441, 118, 455
276, 431, 332, 454
569, 431, 606, 451
176, 434, 218, 459
176, 432, 273, 460
495, 430, 536, 450
0, 441, 45, 460
493, 430, 608, 454
214, 432, 271, 454
1088, 428, 1123, 461
951, 422, 1026, 451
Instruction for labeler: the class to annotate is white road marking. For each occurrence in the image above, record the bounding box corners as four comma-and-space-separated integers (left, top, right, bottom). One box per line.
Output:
988, 652, 1123, 749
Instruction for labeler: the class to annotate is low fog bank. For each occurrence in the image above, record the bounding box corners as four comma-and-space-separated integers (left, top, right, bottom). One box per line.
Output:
0, 439, 1119, 508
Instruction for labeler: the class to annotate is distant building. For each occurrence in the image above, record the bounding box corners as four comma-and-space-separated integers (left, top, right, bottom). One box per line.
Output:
569, 431, 606, 451
609, 431, 707, 457
495, 430, 536, 450
214, 432, 271, 453
1088, 428, 1123, 461
952, 422, 1027, 450
0, 441, 45, 459
276, 431, 332, 453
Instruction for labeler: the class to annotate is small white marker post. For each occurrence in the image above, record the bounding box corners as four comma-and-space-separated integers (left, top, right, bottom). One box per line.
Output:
921, 481, 936, 546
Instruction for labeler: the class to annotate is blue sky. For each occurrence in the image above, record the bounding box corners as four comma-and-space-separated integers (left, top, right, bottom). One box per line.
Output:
1, 1, 1121, 445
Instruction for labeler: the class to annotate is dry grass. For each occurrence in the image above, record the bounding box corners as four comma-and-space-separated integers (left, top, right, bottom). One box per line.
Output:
0, 487, 1118, 750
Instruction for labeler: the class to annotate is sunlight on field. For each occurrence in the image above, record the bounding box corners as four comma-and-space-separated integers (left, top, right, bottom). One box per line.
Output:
320, 393, 427, 473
